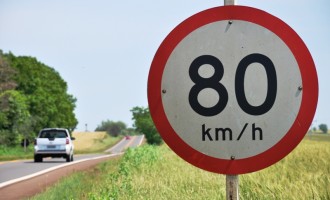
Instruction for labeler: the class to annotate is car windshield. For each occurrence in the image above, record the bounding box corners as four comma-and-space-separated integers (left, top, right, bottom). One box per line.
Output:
40, 130, 67, 138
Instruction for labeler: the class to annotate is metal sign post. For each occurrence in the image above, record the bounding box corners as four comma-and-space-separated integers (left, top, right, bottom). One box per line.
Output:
226, 175, 239, 200
224, 1, 238, 199
224, 0, 236, 5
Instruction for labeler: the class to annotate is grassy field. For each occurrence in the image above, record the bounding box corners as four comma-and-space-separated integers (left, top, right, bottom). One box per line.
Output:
0, 132, 120, 161
72, 131, 121, 154
31, 134, 330, 200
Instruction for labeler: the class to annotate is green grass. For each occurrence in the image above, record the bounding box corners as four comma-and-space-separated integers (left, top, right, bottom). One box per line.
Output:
30, 157, 122, 200
30, 135, 330, 200
0, 145, 34, 161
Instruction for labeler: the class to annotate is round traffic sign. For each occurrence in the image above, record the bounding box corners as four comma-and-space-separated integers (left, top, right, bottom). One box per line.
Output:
148, 6, 318, 174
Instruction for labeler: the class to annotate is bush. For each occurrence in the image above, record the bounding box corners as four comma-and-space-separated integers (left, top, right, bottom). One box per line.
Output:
95, 120, 127, 137
319, 124, 328, 134
131, 106, 162, 145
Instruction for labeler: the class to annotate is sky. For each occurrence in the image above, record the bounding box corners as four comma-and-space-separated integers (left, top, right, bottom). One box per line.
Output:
0, 0, 329, 131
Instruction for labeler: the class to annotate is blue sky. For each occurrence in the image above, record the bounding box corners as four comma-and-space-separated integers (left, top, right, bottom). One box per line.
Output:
0, 0, 329, 131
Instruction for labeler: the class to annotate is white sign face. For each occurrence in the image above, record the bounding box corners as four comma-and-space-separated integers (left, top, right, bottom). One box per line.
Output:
161, 20, 302, 159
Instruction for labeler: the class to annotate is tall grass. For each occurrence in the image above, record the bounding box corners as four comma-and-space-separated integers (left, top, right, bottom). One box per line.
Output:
73, 132, 121, 154
30, 157, 122, 200
30, 146, 160, 200
0, 145, 34, 161
30, 136, 330, 200
240, 138, 330, 199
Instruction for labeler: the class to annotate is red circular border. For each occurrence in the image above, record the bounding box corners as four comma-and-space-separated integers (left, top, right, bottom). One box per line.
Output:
147, 6, 318, 174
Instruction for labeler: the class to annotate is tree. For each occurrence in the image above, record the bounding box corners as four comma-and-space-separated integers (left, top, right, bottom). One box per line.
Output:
131, 106, 162, 145
0, 51, 17, 93
319, 124, 328, 134
4, 52, 78, 133
0, 90, 30, 145
95, 120, 126, 137
121, 127, 138, 136
0, 50, 78, 145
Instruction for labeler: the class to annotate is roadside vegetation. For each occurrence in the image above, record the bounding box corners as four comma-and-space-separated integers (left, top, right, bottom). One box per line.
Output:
30, 134, 330, 200
95, 106, 162, 145
73, 131, 121, 154
0, 145, 34, 161
131, 106, 162, 145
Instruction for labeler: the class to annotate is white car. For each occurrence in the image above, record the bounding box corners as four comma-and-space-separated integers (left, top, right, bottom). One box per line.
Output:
34, 128, 75, 162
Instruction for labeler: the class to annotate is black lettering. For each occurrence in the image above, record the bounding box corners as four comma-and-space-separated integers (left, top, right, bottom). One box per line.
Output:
215, 127, 232, 141
201, 123, 263, 141
189, 55, 228, 116
202, 124, 213, 141
235, 53, 277, 115
189, 53, 277, 116
236, 123, 248, 141
252, 123, 263, 140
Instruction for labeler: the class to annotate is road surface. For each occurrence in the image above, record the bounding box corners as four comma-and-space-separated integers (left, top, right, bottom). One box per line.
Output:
105, 135, 143, 153
0, 135, 144, 199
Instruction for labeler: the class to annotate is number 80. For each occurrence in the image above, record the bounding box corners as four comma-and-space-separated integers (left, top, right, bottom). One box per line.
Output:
188, 53, 277, 116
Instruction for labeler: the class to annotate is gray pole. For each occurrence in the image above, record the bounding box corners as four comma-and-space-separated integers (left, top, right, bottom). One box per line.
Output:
226, 175, 239, 200
224, 0, 236, 5
224, 1, 239, 200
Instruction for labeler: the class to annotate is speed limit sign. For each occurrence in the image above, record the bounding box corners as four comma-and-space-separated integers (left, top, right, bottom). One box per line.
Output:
148, 6, 318, 174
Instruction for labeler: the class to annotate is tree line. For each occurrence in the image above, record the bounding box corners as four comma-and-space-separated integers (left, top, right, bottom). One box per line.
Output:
0, 50, 77, 146
95, 106, 162, 145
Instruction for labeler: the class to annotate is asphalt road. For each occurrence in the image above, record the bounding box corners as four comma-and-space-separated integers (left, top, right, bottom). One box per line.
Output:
105, 135, 144, 153
0, 135, 144, 187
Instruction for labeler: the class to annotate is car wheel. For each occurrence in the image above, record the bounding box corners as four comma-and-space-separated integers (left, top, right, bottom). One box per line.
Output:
66, 154, 71, 162
34, 155, 43, 162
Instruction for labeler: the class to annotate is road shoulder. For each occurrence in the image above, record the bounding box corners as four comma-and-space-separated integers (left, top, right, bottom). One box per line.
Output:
0, 154, 121, 200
